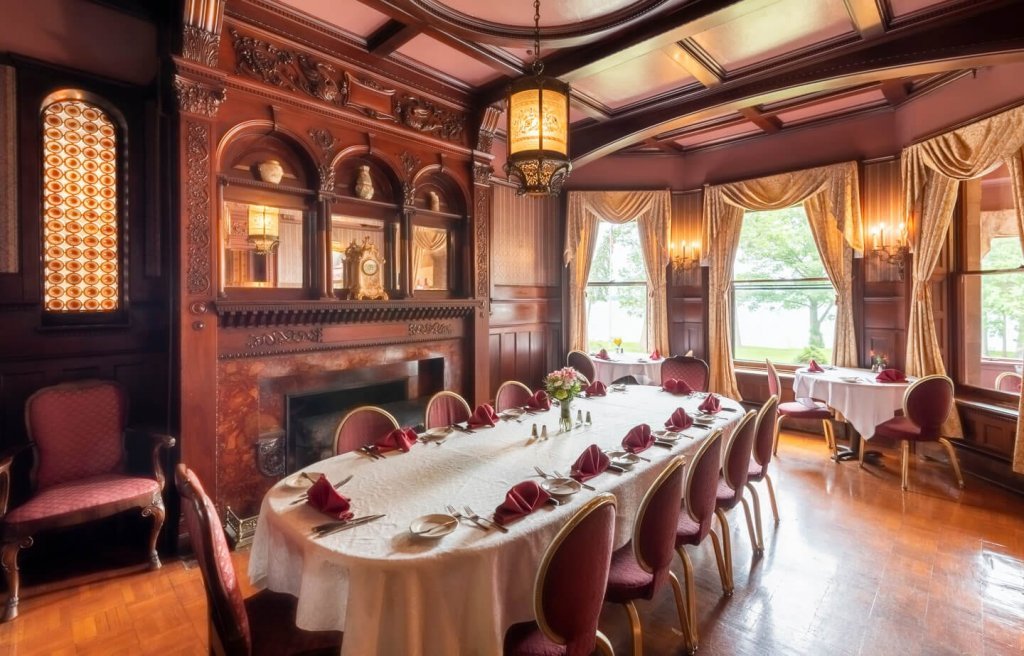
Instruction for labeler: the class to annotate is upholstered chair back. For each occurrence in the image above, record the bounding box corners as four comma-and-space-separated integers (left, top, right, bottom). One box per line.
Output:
660, 356, 710, 391
334, 406, 400, 455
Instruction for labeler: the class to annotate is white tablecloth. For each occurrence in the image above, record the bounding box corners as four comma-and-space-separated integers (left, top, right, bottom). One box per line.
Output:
793, 367, 913, 439
592, 354, 664, 385
247, 387, 744, 656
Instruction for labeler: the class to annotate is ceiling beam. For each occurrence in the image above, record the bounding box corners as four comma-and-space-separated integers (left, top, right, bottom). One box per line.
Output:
737, 107, 782, 133
844, 0, 887, 39
569, 5, 1024, 166
570, 92, 612, 122
674, 40, 724, 87
644, 137, 686, 154
879, 79, 910, 107
366, 19, 420, 56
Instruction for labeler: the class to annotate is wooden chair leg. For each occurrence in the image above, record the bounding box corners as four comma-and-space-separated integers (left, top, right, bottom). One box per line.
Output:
822, 419, 838, 461
744, 484, 764, 553
938, 438, 965, 489
713, 510, 734, 594
622, 601, 643, 656
594, 630, 614, 656
764, 474, 780, 524
142, 501, 166, 570
901, 440, 910, 491
674, 548, 699, 653
667, 571, 693, 651
772, 416, 784, 455
1, 537, 33, 622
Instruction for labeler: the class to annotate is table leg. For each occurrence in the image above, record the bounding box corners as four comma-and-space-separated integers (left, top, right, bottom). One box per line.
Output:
833, 426, 883, 463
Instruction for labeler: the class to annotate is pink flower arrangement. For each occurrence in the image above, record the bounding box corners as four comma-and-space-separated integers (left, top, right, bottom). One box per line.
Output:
544, 367, 583, 402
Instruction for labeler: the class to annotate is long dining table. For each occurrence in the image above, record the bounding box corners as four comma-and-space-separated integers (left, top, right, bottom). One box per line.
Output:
248, 386, 746, 656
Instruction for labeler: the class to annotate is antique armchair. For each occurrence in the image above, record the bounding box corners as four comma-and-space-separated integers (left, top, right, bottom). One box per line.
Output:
0, 380, 175, 621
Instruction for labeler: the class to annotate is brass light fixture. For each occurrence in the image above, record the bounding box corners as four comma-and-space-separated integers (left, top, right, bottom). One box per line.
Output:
247, 205, 280, 253
504, 0, 571, 196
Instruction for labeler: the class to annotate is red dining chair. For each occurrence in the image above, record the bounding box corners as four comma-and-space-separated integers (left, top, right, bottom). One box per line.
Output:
660, 356, 710, 392
674, 429, 726, 654
424, 391, 472, 430
746, 395, 781, 550
604, 456, 687, 656
566, 351, 595, 387
495, 380, 534, 412
0, 379, 174, 621
333, 406, 399, 455
504, 494, 617, 656
176, 464, 342, 655
714, 411, 760, 585
995, 371, 1022, 394
871, 374, 964, 491
766, 359, 837, 459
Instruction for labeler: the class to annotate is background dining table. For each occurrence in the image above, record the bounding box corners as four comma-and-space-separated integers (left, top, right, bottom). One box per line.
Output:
247, 386, 745, 656
591, 352, 665, 385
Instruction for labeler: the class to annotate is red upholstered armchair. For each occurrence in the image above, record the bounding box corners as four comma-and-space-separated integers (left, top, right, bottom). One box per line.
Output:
0, 380, 175, 621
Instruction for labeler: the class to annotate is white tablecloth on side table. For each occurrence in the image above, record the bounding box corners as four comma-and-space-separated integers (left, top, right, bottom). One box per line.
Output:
591, 354, 664, 385
793, 366, 913, 439
247, 386, 745, 656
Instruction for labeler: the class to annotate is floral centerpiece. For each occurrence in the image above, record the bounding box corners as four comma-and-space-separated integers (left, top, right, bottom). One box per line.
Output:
870, 350, 888, 373
544, 367, 584, 432
612, 337, 623, 354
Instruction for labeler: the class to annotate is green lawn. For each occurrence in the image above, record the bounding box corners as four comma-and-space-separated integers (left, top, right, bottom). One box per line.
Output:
734, 345, 826, 365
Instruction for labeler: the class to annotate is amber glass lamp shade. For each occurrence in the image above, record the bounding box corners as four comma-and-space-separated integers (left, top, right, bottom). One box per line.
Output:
247, 205, 279, 253
504, 74, 571, 196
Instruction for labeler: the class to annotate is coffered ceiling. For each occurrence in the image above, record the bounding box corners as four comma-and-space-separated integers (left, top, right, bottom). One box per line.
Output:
270, 0, 1024, 165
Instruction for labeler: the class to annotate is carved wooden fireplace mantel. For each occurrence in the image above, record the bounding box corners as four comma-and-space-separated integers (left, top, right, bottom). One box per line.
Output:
214, 298, 482, 328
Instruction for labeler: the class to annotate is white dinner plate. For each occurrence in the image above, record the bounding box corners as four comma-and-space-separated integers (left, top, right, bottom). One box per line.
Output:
281, 471, 325, 489
409, 513, 458, 538
423, 427, 453, 440
604, 450, 642, 467
654, 431, 682, 442
540, 477, 582, 496
610, 383, 627, 392
839, 376, 860, 383
502, 407, 525, 418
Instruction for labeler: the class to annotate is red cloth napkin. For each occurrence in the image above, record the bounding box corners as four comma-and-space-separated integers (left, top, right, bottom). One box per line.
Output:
662, 378, 693, 395
649, 349, 662, 360
665, 407, 693, 431
527, 390, 551, 410
596, 349, 611, 360
374, 427, 417, 453
467, 403, 500, 428
876, 369, 907, 383
570, 444, 611, 483
306, 475, 354, 521
808, 359, 824, 373
494, 480, 551, 526
622, 424, 655, 454
585, 381, 607, 397
698, 394, 721, 414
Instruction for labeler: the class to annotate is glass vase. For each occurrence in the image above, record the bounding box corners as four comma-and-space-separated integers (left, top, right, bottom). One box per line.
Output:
559, 397, 573, 433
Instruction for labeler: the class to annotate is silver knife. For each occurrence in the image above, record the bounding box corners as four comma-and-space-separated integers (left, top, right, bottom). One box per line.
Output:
313, 514, 386, 537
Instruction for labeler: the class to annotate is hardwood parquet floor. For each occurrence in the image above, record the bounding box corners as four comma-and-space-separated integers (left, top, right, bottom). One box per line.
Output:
0, 430, 1022, 655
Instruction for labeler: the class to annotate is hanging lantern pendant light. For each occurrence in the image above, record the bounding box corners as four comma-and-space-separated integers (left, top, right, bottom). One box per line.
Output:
504, 0, 571, 196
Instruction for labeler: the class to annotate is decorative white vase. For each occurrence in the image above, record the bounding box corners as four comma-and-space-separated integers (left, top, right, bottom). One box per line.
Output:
355, 165, 375, 200
257, 159, 284, 184
427, 190, 440, 212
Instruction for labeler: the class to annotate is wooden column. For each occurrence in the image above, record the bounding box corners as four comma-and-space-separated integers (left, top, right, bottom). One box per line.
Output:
471, 159, 493, 404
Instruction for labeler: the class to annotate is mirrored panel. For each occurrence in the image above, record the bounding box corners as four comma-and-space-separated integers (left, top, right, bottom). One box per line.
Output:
331, 214, 385, 289
413, 226, 449, 291
223, 201, 305, 288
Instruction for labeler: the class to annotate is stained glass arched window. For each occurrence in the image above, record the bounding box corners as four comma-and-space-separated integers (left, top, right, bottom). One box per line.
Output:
41, 96, 120, 313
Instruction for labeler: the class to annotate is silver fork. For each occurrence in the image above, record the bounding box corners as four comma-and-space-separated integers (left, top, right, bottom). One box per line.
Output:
464, 505, 509, 533
445, 505, 488, 531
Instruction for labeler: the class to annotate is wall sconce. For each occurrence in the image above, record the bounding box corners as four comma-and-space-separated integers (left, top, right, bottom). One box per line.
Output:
870, 222, 909, 280
247, 205, 279, 253
670, 241, 700, 271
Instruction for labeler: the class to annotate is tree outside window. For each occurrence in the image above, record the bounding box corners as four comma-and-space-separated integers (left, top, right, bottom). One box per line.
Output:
733, 206, 835, 364
586, 221, 647, 352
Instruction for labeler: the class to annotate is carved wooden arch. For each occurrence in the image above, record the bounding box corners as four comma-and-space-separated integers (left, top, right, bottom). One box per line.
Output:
330, 146, 403, 204
215, 120, 318, 189
411, 164, 469, 215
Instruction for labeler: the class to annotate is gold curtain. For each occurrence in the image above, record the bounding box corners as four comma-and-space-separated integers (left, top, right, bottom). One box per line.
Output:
901, 104, 1024, 444
564, 190, 671, 354
1002, 149, 1024, 473
412, 226, 446, 287
702, 162, 863, 398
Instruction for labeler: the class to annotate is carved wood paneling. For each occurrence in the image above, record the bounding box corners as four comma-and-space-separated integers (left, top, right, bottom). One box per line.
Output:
491, 184, 560, 287
861, 158, 902, 283
0, 65, 16, 273
214, 299, 480, 328
185, 121, 212, 295
473, 182, 491, 299
173, 77, 227, 118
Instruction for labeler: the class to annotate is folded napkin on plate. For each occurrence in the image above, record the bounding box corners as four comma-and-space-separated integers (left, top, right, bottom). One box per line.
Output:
306, 475, 354, 521
807, 359, 824, 373
596, 349, 611, 360
649, 349, 662, 360
876, 368, 907, 383
468, 403, 500, 428
622, 423, 655, 454
585, 381, 607, 397
494, 480, 551, 526
570, 444, 611, 483
665, 407, 694, 431
698, 394, 722, 414
527, 390, 551, 411
374, 427, 418, 453
662, 378, 694, 395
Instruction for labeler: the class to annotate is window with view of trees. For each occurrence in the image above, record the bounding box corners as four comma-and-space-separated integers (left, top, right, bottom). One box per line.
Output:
959, 165, 1024, 394
733, 206, 835, 364
586, 221, 647, 352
